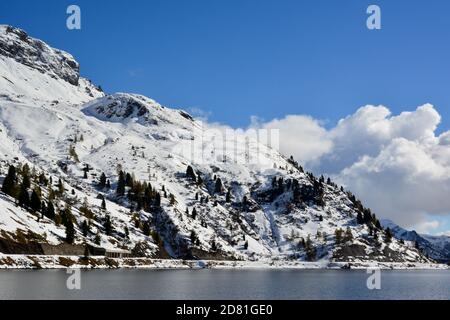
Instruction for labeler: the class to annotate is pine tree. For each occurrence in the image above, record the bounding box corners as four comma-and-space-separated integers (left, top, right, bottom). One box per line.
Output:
22, 173, 31, 190
116, 171, 125, 196
38, 172, 48, 186
271, 176, 277, 188
244, 240, 249, 250
30, 189, 41, 212
363, 208, 372, 224
94, 232, 101, 245
169, 194, 176, 206
375, 219, 382, 230
190, 230, 197, 244
104, 215, 113, 236
344, 227, 353, 242
18, 181, 30, 208
40, 201, 47, 219
214, 178, 223, 193
197, 175, 203, 186
155, 192, 161, 207
385, 227, 393, 243
298, 237, 305, 249
192, 207, 197, 220
60, 205, 73, 226
99, 173, 107, 188
356, 212, 364, 224
20, 163, 30, 177
305, 235, 316, 261
211, 240, 217, 251
65, 219, 75, 244
81, 220, 89, 237
143, 221, 151, 236
242, 195, 248, 207
53, 214, 62, 226
46, 201, 55, 220
79, 197, 93, 219
186, 165, 196, 182
335, 228, 343, 244
101, 197, 106, 210
226, 189, 231, 203
125, 172, 133, 187
1, 165, 17, 197
69, 145, 79, 162
57, 178, 65, 195
48, 187, 55, 201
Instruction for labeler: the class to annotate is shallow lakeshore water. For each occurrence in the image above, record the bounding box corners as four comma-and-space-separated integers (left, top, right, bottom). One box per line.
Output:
0, 269, 448, 300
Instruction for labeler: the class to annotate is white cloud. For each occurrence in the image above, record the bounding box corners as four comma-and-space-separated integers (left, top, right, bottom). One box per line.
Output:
256, 115, 333, 164
188, 107, 212, 121
253, 104, 450, 233
414, 220, 441, 234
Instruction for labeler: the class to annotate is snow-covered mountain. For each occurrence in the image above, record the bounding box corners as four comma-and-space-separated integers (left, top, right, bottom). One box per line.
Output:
381, 219, 450, 263
0, 25, 439, 266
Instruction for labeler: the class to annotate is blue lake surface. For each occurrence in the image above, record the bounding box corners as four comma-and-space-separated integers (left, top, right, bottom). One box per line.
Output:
0, 269, 448, 300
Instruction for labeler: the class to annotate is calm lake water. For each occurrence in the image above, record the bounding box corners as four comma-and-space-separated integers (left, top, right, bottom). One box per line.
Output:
0, 269, 448, 300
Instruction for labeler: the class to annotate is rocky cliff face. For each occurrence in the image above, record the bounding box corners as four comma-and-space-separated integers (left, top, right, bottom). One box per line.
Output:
0, 25, 80, 86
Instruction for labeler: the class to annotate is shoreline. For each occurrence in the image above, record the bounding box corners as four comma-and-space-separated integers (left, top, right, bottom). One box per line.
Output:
0, 254, 448, 270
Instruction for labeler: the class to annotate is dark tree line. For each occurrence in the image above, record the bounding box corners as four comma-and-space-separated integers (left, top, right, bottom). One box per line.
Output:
114, 170, 161, 211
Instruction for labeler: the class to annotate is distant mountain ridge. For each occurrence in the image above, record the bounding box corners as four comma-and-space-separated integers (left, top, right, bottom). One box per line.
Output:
381, 219, 450, 263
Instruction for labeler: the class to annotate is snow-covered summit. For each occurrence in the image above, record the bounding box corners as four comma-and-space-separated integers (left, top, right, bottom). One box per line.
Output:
83, 93, 195, 127
0, 25, 103, 105
0, 25, 79, 85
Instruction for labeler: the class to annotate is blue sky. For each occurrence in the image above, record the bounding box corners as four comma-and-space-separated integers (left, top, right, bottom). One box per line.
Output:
1, 0, 450, 130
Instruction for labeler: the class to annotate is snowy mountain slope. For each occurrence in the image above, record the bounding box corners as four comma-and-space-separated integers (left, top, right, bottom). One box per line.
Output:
0, 25, 103, 105
382, 219, 450, 262
1, 25, 78, 86
422, 234, 450, 262
0, 25, 439, 265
